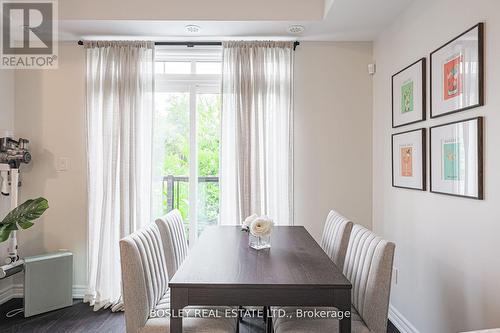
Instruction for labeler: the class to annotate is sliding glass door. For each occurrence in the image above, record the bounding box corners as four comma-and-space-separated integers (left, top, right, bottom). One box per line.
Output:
152, 47, 222, 244
196, 92, 221, 237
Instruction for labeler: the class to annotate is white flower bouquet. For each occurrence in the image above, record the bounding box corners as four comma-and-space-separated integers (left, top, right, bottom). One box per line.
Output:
242, 214, 274, 250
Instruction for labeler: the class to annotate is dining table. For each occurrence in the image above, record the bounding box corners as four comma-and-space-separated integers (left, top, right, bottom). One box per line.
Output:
169, 225, 352, 333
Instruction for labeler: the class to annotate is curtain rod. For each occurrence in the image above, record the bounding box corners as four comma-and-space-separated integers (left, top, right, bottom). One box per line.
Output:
77, 40, 300, 50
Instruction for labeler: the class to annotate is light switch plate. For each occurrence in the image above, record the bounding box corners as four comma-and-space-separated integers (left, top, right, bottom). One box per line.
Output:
57, 157, 70, 171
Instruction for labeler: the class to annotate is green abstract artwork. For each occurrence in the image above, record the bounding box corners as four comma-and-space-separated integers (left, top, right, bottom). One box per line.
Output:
401, 80, 414, 114
443, 142, 460, 181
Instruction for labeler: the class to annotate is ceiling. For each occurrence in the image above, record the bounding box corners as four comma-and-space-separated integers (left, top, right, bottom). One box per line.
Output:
58, 0, 414, 42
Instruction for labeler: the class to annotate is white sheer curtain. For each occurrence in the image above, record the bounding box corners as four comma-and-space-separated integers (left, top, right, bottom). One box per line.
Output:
84, 41, 154, 311
220, 41, 294, 226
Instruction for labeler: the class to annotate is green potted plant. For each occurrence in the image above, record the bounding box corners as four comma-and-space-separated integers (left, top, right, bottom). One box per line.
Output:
0, 197, 49, 242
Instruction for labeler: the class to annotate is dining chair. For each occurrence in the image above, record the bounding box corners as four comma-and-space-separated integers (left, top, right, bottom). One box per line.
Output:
155, 209, 189, 280
460, 328, 500, 333
273, 224, 395, 333
156, 211, 262, 328
320, 210, 353, 271
120, 222, 238, 333
265, 210, 353, 331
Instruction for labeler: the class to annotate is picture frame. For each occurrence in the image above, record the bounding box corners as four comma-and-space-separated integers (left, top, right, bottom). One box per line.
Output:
430, 117, 483, 199
392, 58, 426, 128
430, 23, 484, 118
392, 128, 426, 191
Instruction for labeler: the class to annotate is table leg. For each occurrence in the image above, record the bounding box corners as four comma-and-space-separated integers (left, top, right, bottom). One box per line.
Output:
337, 289, 351, 333
266, 314, 273, 333
171, 287, 188, 333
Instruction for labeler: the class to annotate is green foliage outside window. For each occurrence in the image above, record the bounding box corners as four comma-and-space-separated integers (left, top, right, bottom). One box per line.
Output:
155, 92, 221, 235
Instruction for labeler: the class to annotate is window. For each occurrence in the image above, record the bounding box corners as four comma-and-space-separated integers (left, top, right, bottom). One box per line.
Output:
152, 46, 222, 244
195, 62, 222, 74
155, 61, 191, 74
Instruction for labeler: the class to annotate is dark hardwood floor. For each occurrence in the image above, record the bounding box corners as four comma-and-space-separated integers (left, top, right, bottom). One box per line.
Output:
0, 298, 400, 333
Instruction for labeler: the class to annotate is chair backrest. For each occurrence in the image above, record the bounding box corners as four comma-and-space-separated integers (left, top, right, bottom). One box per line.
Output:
343, 224, 395, 333
119, 222, 169, 333
320, 210, 353, 271
155, 209, 189, 280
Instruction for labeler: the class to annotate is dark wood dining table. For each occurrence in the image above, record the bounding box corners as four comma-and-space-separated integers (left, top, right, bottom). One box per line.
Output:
169, 226, 352, 333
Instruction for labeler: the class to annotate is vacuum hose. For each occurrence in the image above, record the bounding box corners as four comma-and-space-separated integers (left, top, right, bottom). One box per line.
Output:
0, 170, 8, 195
0, 260, 24, 279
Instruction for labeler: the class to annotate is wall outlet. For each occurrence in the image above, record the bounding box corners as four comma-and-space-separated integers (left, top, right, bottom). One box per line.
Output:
393, 267, 399, 285
57, 157, 70, 172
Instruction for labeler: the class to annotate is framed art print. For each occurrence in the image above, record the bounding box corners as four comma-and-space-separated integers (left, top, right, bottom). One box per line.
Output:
392, 128, 426, 191
430, 23, 484, 118
392, 58, 426, 128
430, 117, 483, 199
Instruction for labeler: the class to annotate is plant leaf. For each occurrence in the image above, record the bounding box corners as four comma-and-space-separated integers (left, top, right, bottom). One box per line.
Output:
1, 197, 49, 232
0, 224, 12, 242
18, 221, 34, 230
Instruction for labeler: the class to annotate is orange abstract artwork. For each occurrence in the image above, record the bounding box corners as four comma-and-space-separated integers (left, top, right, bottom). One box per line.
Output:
401, 147, 413, 177
443, 54, 463, 101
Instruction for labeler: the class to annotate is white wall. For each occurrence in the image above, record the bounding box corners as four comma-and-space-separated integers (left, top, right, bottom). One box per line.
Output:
294, 42, 373, 241
373, 0, 500, 332
0, 69, 15, 295
0, 70, 15, 136
14, 43, 87, 290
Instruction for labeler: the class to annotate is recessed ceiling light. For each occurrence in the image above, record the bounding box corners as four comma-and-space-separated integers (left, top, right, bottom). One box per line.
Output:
185, 25, 201, 33
287, 25, 305, 34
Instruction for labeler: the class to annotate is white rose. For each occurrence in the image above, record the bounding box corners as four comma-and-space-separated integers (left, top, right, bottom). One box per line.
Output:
250, 216, 274, 237
242, 214, 258, 228
242, 214, 258, 230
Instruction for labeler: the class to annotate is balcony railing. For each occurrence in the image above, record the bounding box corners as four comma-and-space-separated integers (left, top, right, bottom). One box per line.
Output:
163, 175, 219, 212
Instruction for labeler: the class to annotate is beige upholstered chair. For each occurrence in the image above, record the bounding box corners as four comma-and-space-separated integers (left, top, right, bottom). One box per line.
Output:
154, 209, 189, 280
119, 221, 237, 333
273, 224, 395, 333
461, 328, 500, 333
320, 210, 353, 271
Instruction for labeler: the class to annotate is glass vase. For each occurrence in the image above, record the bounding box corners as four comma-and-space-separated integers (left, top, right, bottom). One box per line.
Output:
249, 233, 271, 250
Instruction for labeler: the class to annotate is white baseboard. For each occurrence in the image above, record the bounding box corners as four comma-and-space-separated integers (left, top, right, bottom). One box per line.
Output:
0, 283, 22, 305
72, 285, 86, 298
0, 283, 87, 305
389, 304, 420, 333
